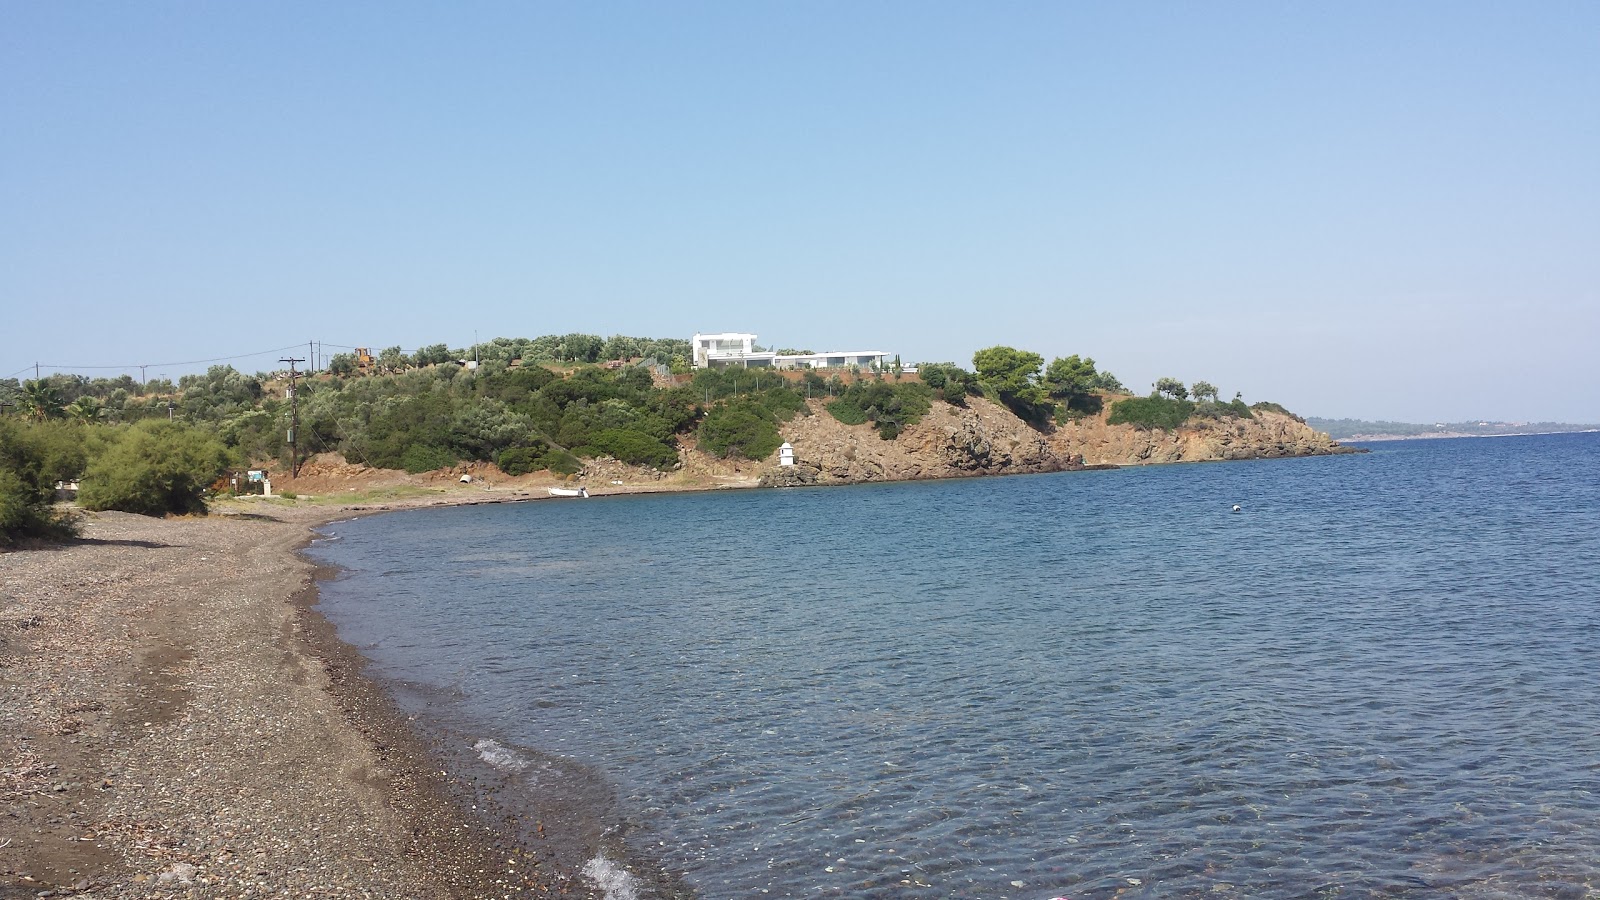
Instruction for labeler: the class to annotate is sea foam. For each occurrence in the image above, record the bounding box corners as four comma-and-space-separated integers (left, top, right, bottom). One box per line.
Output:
582, 854, 643, 900
471, 738, 530, 773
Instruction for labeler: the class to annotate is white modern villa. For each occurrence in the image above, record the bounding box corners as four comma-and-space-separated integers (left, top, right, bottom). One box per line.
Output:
691, 332, 893, 371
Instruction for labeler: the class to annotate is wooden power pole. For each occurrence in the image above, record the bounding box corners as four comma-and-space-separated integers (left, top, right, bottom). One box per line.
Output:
280, 356, 304, 478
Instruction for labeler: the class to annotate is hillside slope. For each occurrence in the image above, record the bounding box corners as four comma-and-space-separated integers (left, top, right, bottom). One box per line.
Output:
270, 396, 1354, 497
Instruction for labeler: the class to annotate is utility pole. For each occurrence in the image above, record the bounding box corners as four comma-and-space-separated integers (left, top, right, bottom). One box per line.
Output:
139, 364, 148, 388
308, 341, 315, 374
280, 356, 304, 478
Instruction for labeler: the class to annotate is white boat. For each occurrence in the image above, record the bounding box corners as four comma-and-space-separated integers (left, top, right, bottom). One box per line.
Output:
547, 486, 589, 498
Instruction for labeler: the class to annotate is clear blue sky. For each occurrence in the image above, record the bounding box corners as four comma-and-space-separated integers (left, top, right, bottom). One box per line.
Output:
4, 2, 1596, 423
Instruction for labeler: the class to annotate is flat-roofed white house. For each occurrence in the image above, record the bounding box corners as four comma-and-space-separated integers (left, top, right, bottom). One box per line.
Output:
692, 332, 761, 368
691, 332, 892, 371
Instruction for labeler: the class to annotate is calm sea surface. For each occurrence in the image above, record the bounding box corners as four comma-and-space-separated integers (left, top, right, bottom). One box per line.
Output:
308, 433, 1600, 899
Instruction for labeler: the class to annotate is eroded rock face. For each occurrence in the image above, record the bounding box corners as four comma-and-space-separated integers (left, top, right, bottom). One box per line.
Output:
937, 416, 1057, 472
757, 396, 1355, 488
769, 398, 1077, 484
1049, 407, 1354, 467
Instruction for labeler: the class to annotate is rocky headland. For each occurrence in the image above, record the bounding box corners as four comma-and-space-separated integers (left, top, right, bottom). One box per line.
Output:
761, 395, 1355, 487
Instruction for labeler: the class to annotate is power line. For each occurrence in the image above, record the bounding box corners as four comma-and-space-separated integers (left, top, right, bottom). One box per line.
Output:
26, 342, 318, 373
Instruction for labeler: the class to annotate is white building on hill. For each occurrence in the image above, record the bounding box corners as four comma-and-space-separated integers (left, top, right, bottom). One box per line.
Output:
691, 332, 892, 371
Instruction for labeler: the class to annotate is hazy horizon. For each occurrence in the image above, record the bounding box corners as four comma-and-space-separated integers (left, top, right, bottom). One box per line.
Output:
5, 3, 1596, 424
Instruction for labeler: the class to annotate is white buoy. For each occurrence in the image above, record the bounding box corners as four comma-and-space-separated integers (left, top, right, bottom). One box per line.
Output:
1232, 504, 1242, 512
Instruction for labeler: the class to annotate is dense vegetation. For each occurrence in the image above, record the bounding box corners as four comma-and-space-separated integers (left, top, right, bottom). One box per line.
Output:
77, 422, 232, 516
0, 334, 815, 528
1102, 376, 1261, 431
0, 420, 81, 544
1107, 396, 1197, 430
825, 380, 934, 439
0, 417, 232, 540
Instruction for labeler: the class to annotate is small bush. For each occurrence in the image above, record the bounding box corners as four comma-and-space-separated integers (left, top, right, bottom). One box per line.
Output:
1192, 399, 1254, 421
496, 446, 544, 476
698, 402, 782, 460
1054, 394, 1105, 423
577, 428, 678, 468
1251, 401, 1302, 423
825, 381, 933, 438
826, 399, 869, 426
756, 386, 807, 422
543, 449, 583, 475
1107, 396, 1195, 431
919, 363, 975, 406
0, 467, 78, 545
496, 442, 584, 476
400, 444, 456, 474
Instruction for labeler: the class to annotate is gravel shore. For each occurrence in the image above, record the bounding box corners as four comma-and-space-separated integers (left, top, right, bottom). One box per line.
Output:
1, 504, 561, 898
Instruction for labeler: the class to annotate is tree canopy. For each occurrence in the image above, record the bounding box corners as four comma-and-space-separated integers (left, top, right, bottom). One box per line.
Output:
972, 346, 1052, 425
1154, 377, 1188, 401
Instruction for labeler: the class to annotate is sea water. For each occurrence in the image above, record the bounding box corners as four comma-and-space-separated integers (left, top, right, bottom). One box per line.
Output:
307, 432, 1600, 899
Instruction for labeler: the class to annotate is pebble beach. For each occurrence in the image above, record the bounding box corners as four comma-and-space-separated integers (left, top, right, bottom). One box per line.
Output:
1, 502, 559, 899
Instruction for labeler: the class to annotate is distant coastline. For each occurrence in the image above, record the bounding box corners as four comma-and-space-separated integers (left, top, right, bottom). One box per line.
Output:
1310, 417, 1599, 442
1343, 430, 1600, 442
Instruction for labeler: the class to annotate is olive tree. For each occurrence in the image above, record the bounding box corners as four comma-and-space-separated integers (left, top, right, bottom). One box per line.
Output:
1154, 377, 1188, 401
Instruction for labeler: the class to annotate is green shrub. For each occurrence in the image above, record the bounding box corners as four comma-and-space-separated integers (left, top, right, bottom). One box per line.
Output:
826, 399, 869, 426
1250, 401, 1302, 423
825, 381, 933, 438
0, 425, 80, 544
22, 421, 91, 484
400, 444, 456, 474
918, 363, 976, 405
577, 428, 678, 468
698, 402, 782, 460
756, 386, 807, 421
1107, 396, 1195, 431
78, 421, 232, 516
496, 446, 545, 476
1192, 398, 1255, 420
360, 393, 455, 469
687, 370, 808, 422
495, 441, 584, 476
543, 449, 583, 475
